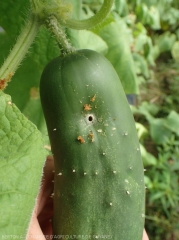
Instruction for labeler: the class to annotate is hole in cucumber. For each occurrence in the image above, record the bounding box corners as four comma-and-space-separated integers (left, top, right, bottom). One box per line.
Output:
85, 114, 96, 125
88, 116, 93, 121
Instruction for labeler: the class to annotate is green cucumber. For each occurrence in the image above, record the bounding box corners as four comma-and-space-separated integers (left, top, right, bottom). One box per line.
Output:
40, 49, 145, 239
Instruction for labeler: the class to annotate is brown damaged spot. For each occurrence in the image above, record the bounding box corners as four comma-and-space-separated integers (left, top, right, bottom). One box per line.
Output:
83, 104, 92, 111
88, 131, 95, 142
0, 72, 13, 90
30, 87, 40, 99
77, 136, 85, 144
0, 79, 6, 90
90, 94, 96, 102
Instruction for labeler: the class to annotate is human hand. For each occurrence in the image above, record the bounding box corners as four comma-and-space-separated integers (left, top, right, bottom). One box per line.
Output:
26, 156, 54, 240
27, 156, 149, 240
143, 229, 149, 240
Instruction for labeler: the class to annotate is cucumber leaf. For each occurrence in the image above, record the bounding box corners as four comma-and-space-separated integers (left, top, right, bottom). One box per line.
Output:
97, 20, 138, 94
0, 90, 46, 237
68, 29, 108, 54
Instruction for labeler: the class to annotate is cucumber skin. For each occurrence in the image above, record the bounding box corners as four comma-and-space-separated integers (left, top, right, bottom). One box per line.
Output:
40, 49, 145, 239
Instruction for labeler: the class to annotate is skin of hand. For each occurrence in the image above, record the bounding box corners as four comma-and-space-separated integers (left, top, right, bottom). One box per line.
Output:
26, 156, 54, 240
27, 156, 149, 240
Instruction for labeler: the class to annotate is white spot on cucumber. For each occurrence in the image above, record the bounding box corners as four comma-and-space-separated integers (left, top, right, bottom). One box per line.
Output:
58, 172, 62, 176
84, 172, 87, 176
97, 129, 102, 133
53, 128, 57, 131
109, 202, 113, 206
72, 169, 76, 173
98, 117, 103, 123
123, 131, 128, 136
126, 190, 130, 195
112, 170, 117, 174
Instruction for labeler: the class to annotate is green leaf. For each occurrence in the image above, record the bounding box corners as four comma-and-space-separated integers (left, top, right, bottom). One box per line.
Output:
68, 0, 82, 19
97, 20, 138, 93
166, 110, 179, 136
171, 41, 179, 62
140, 144, 157, 167
68, 29, 108, 54
114, 0, 128, 16
0, 1, 29, 36
156, 31, 177, 53
136, 122, 148, 140
22, 88, 49, 145
147, 6, 161, 30
150, 191, 165, 202
136, 4, 161, 30
0, 90, 46, 236
149, 118, 172, 145
133, 53, 150, 78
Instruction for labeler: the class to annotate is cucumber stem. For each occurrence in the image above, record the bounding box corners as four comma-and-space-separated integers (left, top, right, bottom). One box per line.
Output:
0, 14, 40, 87
46, 15, 75, 55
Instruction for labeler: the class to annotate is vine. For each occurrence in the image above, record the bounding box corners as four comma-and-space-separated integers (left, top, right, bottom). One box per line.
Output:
0, 14, 40, 89
56, 0, 114, 30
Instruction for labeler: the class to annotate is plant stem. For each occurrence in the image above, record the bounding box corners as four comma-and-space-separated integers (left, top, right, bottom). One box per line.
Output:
61, 0, 114, 30
46, 15, 75, 55
0, 14, 40, 83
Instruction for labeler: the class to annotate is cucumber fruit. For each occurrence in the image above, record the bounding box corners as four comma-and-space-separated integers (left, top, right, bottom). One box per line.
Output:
40, 49, 145, 239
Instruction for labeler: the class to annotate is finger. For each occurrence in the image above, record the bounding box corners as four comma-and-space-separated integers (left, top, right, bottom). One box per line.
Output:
143, 229, 149, 240
26, 210, 46, 240
36, 156, 54, 216
37, 194, 53, 235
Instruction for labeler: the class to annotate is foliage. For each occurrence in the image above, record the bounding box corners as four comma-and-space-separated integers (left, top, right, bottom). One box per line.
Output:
0, 91, 46, 237
133, 64, 179, 240
120, 0, 179, 239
